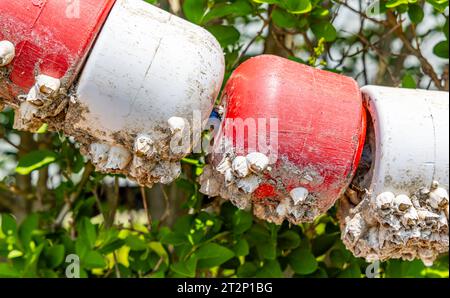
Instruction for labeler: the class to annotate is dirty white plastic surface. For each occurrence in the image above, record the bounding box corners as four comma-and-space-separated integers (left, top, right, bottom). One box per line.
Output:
68, 0, 224, 185
361, 85, 449, 195
74, 0, 224, 143
340, 86, 449, 265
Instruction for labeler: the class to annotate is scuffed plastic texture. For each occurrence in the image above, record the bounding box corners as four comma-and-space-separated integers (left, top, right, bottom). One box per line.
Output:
199, 55, 366, 225
0, 0, 115, 104
67, 0, 225, 186
340, 86, 449, 265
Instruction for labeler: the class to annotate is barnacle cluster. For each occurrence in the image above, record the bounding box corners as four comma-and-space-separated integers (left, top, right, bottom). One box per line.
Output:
341, 181, 449, 266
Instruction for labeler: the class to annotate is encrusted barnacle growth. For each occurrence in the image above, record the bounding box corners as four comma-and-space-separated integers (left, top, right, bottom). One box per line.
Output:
199, 55, 366, 225
340, 185, 449, 266
1, 0, 225, 188
338, 86, 449, 266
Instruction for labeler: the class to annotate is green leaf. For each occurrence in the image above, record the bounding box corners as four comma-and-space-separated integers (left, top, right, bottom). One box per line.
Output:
19, 214, 39, 251
402, 74, 417, 88
203, 0, 253, 23
77, 217, 97, 249
408, 4, 424, 23
289, 247, 318, 275
15, 150, 58, 175
247, 225, 277, 260
278, 230, 301, 250
233, 239, 250, 257
311, 7, 330, 18
83, 250, 106, 270
7, 249, 23, 259
194, 243, 234, 269
385, 259, 427, 277
161, 231, 188, 246
282, 0, 312, 14
252, 0, 279, 4
1, 213, 17, 236
311, 22, 337, 42
232, 209, 253, 235
329, 249, 349, 269
433, 40, 449, 58
237, 262, 258, 277
206, 25, 241, 48
386, 0, 409, 8
0, 263, 21, 278
36, 123, 48, 134
255, 260, 283, 277
149, 241, 169, 265
183, 0, 207, 24
126, 235, 147, 251
272, 8, 298, 29
337, 262, 362, 278
45, 245, 65, 268
426, 0, 449, 12
311, 232, 339, 256
171, 256, 197, 277
99, 239, 125, 255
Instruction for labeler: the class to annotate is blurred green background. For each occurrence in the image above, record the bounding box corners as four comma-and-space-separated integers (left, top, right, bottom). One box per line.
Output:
1, 0, 449, 278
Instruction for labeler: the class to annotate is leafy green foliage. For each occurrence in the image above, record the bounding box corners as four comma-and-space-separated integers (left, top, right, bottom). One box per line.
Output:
0, 0, 448, 279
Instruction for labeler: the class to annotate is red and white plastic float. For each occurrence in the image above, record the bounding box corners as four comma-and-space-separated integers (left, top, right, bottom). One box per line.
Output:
199, 55, 367, 224
339, 86, 449, 266
0, 0, 115, 128
1, 0, 225, 186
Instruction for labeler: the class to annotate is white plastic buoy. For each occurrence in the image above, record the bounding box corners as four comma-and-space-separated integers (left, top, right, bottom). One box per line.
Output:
66, 0, 225, 186
340, 86, 449, 266
362, 86, 449, 195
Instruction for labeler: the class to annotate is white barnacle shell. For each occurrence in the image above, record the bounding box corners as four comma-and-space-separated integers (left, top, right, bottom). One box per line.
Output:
104, 146, 132, 170
236, 175, 260, 194
134, 134, 156, 158
168, 116, 186, 133
224, 168, 235, 185
417, 210, 440, 221
89, 143, 111, 167
36, 75, 61, 98
431, 181, 440, 190
216, 157, 232, 174
276, 198, 290, 217
402, 207, 418, 226
0, 40, 15, 66
429, 187, 449, 209
419, 187, 430, 196
393, 194, 413, 212
26, 85, 44, 106
289, 187, 309, 205
246, 152, 269, 173
232, 156, 250, 178
373, 192, 395, 210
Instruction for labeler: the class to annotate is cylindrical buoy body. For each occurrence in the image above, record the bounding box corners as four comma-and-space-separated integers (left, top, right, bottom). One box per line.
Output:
68, 0, 225, 185
340, 86, 449, 266
200, 55, 366, 224
0, 0, 115, 102
1, 0, 225, 186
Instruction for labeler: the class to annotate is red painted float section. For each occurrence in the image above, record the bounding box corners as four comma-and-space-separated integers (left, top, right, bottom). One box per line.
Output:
0, 0, 115, 100
217, 55, 366, 211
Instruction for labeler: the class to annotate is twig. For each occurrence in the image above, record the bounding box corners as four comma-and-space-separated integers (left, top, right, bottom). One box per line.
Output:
386, 12, 444, 90
106, 176, 120, 228
232, 21, 269, 69
159, 184, 171, 225
54, 162, 95, 227
140, 186, 152, 229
